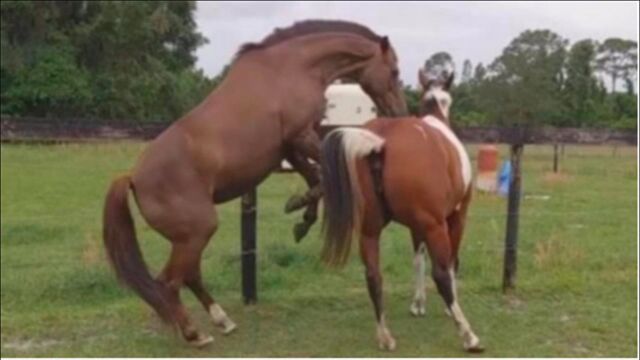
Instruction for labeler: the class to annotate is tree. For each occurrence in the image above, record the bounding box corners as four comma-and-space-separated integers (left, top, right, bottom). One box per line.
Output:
596, 38, 637, 92
478, 29, 568, 127
1, 1, 212, 122
2, 44, 92, 116
473, 63, 486, 83
461, 59, 473, 84
562, 39, 600, 126
403, 85, 421, 116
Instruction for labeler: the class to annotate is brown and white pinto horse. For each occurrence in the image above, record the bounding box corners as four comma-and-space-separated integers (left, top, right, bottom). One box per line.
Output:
319, 70, 483, 352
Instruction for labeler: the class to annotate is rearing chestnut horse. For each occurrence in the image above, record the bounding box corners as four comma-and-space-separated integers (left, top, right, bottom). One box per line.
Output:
319, 69, 483, 352
103, 20, 406, 347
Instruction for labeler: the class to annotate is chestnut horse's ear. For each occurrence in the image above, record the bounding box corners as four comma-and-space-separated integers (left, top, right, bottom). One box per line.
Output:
418, 68, 431, 90
444, 72, 455, 91
380, 36, 390, 53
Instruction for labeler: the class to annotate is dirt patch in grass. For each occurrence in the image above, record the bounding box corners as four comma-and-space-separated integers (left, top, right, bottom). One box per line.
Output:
534, 232, 584, 269
2, 338, 62, 353
542, 172, 572, 185
82, 231, 102, 265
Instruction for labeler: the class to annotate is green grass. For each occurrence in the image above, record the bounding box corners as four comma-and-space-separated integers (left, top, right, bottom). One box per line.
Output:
1, 141, 637, 357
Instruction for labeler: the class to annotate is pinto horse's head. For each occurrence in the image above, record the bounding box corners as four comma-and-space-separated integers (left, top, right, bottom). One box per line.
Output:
418, 68, 454, 121
356, 36, 408, 117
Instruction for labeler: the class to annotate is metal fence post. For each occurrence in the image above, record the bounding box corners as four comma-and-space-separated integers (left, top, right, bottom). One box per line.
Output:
502, 144, 524, 292
553, 143, 559, 173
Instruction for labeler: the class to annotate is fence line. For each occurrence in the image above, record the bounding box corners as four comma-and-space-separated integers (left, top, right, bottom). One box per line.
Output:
2, 116, 637, 145
1, 207, 635, 223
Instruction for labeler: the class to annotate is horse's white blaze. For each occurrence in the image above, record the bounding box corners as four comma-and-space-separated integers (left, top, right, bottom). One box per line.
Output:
422, 115, 472, 190
209, 304, 237, 334
448, 268, 480, 349
424, 87, 452, 118
410, 243, 427, 316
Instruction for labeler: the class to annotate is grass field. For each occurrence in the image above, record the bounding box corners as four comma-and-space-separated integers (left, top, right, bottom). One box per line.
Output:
0, 141, 637, 357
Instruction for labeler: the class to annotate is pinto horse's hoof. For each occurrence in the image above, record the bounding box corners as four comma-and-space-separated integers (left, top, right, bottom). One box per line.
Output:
377, 336, 397, 351
285, 194, 307, 213
220, 321, 237, 335
410, 303, 426, 317
463, 334, 484, 353
293, 222, 311, 243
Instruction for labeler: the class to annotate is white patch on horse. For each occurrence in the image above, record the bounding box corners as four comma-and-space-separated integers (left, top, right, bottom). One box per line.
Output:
422, 115, 472, 190
448, 268, 481, 350
410, 243, 427, 316
339, 128, 385, 157
375, 314, 396, 350
424, 87, 452, 118
209, 304, 237, 335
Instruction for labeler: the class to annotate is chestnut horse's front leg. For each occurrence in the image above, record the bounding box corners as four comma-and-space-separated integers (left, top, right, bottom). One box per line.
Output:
284, 127, 323, 242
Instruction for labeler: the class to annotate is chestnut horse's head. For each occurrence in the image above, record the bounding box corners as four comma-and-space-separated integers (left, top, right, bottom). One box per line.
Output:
356, 36, 408, 117
418, 68, 454, 122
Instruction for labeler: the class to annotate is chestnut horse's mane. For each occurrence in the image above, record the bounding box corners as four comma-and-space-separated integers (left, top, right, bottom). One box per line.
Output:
235, 19, 382, 59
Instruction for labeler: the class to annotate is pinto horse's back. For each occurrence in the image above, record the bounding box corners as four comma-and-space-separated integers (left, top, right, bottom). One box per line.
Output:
363, 118, 450, 224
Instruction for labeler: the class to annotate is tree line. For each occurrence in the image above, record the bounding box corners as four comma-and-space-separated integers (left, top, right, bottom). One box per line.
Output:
405, 30, 637, 130
1, 1, 218, 122
1, 2, 637, 129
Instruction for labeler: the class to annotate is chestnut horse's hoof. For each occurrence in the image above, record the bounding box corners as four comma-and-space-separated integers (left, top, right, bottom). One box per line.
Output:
285, 194, 307, 213
188, 333, 214, 348
293, 222, 311, 243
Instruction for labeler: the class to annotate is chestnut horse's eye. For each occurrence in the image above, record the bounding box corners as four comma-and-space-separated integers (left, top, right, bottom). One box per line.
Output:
391, 69, 399, 79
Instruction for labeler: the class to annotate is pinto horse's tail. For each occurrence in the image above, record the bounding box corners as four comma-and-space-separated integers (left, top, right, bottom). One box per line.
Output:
320, 128, 385, 267
103, 175, 174, 323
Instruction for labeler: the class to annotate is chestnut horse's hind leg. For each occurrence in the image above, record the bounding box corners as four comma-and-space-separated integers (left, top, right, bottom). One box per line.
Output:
156, 241, 215, 347
284, 150, 322, 242
423, 222, 483, 352
155, 204, 237, 346
409, 234, 427, 316
283, 127, 323, 242
360, 234, 396, 351
182, 224, 237, 335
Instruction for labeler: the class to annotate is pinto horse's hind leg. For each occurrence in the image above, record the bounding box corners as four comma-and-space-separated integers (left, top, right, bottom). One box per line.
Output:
447, 191, 472, 275
409, 233, 427, 316
423, 222, 483, 352
360, 234, 396, 351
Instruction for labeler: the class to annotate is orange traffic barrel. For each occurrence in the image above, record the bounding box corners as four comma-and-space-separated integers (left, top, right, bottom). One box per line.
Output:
475, 145, 499, 193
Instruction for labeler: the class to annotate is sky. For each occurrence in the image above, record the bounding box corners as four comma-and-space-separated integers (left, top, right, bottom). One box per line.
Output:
194, 1, 638, 88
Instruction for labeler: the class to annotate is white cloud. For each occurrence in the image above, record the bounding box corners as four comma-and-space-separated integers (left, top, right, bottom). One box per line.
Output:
194, 1, 638, 87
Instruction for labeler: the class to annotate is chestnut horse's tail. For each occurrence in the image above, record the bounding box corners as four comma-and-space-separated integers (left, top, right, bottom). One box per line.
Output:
103, 175, 174, 323
320, 128, 385, 267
